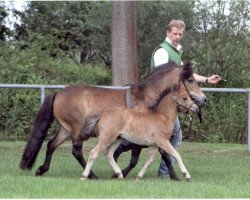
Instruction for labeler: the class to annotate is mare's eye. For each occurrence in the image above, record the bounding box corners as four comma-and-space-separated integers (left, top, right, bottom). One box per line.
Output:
188, 79, 194, 84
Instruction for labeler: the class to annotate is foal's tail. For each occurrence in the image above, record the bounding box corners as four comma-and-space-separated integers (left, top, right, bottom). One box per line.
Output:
80, 116, 100, 141
20, 92, 57, 170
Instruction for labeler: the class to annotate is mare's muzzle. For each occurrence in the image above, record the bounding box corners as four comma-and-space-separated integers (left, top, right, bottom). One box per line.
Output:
189, 92, 208, 107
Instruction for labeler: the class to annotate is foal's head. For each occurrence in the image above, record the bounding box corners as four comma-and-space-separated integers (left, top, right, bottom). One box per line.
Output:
173, 84, 199, 114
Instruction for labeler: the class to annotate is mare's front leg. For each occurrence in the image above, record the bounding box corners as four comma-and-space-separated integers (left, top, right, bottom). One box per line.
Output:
113, 141, 142, 178
158, 148, 180, 181
136, 147, 157, 180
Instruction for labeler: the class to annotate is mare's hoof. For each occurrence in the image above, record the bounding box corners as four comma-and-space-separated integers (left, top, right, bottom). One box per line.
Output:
171, 177, 180, 181
111, 173, 119, 179
186, 178, 192, 182
35, 167, 45, 176
89, 174, 98, 180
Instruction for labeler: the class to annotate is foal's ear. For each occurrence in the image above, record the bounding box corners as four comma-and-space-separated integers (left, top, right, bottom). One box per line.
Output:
181, 61, 193, 79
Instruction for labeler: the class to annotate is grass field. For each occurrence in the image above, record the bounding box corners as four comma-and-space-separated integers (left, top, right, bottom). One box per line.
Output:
0, 139, 249, 198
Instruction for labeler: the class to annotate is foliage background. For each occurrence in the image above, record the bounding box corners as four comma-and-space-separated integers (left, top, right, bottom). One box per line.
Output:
0, 1, 249, 143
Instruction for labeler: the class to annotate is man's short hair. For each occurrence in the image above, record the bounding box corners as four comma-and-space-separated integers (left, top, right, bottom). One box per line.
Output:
166, 19, 185, 32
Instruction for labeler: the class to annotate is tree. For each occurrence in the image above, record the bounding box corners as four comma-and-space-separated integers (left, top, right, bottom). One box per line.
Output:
111, 1, 138, 86
14, 1, 112, 64
0, 2, 10, 41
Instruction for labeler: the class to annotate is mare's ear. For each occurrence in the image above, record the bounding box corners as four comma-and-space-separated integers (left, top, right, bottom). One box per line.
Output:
180, 61, 193, 80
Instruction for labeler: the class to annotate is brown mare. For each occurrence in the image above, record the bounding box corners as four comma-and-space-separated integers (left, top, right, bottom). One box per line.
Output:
20, 61, 207, 179
80, 68, 200, 181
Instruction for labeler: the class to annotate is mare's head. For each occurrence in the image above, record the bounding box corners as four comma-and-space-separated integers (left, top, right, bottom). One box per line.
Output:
179, 61, 207, 107
138, 61, 207, 108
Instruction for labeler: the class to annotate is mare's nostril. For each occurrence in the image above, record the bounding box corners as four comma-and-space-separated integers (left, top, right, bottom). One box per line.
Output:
191, 97, 197, 102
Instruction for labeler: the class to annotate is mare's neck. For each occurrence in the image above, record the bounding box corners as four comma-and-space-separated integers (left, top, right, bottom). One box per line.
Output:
142, 68, 180, 108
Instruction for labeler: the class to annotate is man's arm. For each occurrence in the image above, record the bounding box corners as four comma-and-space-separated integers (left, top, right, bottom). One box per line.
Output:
194, 73, 222, 84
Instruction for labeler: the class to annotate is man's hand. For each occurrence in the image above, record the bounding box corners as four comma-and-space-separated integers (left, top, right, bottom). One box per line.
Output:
207, 74, 222, 84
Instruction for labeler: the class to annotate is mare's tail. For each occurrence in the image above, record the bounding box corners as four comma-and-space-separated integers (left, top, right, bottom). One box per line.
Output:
20, 92, 57, 170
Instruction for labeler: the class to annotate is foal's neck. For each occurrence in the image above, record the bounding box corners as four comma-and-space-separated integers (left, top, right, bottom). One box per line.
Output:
156, 93, 178, 121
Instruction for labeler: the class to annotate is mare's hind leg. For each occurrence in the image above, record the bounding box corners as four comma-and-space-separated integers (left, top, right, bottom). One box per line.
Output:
136, 147, 157, 180
158, 148, 180, 181
72, 140, 98, 179
36, 127, 69, 176
113, 141, 142, 178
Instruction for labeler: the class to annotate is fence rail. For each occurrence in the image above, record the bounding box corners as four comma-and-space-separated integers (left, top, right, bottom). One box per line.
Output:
0, 84, 250, 152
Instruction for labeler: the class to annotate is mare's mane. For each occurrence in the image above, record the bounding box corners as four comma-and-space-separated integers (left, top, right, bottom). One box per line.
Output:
139, 61, 193, 111
130, 61, 193, 110
141, 62, 178, 87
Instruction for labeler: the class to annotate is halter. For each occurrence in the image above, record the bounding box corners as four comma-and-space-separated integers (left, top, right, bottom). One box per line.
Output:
172, 78, 203, 134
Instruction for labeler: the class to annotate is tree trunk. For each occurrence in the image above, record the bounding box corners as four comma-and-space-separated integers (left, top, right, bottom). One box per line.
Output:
111, 1, 139, 86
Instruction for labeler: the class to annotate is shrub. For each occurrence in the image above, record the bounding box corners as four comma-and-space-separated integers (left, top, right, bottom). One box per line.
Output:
0, 44, 111, 140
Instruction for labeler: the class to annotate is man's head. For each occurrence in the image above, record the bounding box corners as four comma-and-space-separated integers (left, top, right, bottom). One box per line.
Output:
166, 19, 185, 47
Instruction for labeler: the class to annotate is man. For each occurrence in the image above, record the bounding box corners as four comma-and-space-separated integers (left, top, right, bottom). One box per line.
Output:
152, 19, 222, 178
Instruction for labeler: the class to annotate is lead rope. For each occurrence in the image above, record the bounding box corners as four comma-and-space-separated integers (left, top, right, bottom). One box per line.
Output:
187, 113, 193, 133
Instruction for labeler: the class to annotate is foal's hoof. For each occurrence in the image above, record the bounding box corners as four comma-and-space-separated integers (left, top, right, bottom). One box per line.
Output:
80, 175, 87, 181
112, 173, 124, 179
135, 175, 142, 182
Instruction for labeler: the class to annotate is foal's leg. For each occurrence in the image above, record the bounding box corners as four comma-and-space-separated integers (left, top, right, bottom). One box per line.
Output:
80, 142, 103, 180
158, 140, 191, 181
106, 139, 124, 179
36, 127, 69, 176
80, 137, 118, 180
136, 147, 158, 181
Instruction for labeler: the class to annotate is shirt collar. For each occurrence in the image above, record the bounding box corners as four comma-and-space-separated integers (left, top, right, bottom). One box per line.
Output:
165, 37, 182, 51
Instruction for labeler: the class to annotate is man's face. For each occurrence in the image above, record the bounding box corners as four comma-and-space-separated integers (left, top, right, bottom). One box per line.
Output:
166, 26, 184, 47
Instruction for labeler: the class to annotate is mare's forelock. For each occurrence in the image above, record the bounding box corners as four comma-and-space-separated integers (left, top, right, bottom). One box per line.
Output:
180, 61, 193, 80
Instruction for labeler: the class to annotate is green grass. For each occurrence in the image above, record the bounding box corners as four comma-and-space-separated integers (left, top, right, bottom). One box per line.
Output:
0, 139, 249, 198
